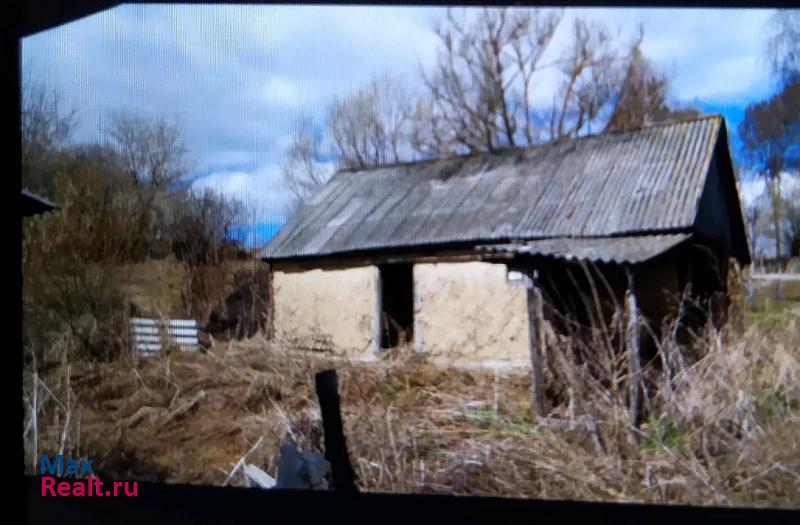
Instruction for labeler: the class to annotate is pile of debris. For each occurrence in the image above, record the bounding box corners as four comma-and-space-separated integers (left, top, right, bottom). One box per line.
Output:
225, 442, 330, 490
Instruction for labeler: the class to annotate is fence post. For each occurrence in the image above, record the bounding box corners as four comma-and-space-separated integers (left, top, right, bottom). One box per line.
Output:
626, 270, 641, 428
526, 270, 546, 420
315, 369, 357, 492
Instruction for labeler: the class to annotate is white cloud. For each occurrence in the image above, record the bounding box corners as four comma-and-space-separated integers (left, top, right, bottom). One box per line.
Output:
683, 55, 763, 100
739, 178, 764, 206
262, 76, 303, 107
738, 172, 800, 207
563, 8, 775, 102
192, 165, 291, 223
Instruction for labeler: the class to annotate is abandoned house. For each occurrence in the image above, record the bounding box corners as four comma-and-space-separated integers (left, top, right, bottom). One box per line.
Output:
260, 115, 750, 367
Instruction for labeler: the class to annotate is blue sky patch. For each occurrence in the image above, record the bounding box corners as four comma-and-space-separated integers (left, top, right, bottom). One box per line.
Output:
229, 222, 283, 249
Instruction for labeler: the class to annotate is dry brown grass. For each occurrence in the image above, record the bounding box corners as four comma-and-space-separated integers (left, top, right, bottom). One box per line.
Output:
26, 301, 799, 507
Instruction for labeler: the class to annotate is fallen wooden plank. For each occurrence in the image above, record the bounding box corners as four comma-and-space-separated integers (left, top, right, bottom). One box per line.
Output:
243, 464, 276, 489
125, 406, 164, 429
159, 390, 206, 427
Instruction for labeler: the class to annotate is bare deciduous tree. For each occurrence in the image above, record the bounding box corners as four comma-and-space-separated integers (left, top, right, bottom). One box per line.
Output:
281, 116, 333, 210
739, 78, 800, 259
604, 32, 699, 132
744, 200, 762, 260
766, 10, 800, 83
107, 111, 190, 190
786, 182, 800, 257
417, 8, 677, 153
328, 75, 415, 169
280, 8, 687, 209
282, 76, 416, 209
106, 111, 192, 254
173, 188, 243, 267
547, 17, 619, 141
21, 81, 76, 191
418, 8, 562, 154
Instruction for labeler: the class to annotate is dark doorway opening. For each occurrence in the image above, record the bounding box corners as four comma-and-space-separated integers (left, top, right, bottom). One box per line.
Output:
379, 264, 414, 349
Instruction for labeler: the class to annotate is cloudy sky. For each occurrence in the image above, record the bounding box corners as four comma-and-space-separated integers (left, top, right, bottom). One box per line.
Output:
22, 5, 790, 245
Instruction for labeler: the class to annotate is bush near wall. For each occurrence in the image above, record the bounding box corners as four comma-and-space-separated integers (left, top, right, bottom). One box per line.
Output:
195, 260, 271, 341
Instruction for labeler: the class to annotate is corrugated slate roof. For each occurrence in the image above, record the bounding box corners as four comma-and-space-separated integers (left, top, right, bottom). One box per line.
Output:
477, 234, 692, 264
261, 116, 722, 261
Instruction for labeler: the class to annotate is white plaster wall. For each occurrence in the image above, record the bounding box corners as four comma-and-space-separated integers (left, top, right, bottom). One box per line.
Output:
272, 265, 378, 357
413, 261, 530, 365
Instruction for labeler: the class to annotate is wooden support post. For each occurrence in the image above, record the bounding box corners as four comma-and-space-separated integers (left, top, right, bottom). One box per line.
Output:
315, 369, 357, 492
526, 270, 546, 420
626, 271, 641, 428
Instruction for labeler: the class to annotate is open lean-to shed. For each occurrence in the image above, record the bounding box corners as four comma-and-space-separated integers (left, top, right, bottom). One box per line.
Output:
260, 115, 750, 368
